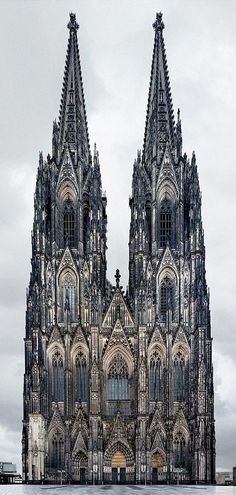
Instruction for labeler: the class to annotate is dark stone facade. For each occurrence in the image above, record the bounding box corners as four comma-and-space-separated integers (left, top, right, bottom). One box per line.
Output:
22, 12, 215, 484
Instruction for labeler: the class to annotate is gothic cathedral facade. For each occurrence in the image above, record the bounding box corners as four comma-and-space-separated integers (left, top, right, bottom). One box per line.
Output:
22, 13, 215, 484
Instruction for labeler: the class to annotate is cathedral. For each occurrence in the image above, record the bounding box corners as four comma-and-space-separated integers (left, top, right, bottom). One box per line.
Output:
22, 12, 215, 484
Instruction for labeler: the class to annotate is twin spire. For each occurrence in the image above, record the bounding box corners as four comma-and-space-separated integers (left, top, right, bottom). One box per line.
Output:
143, 12, 176, 167
57, 12, 179, 166
58, 13, 90, 161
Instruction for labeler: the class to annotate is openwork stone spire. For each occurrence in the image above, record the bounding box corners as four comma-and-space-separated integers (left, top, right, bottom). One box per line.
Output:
143, 12, 175, 170
58, 13, 90, 161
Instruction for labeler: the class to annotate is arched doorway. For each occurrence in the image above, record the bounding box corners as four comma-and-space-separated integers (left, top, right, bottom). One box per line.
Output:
111, 451, 126, 484
151, 451, 166, 483
104, 440, 135, 484
72, 451, 88, 484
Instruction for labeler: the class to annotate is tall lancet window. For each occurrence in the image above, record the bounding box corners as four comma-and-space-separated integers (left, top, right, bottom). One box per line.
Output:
60, 272, 76, 321
173, 351, 185, 401
160, 276, 174, 321
63, 200, 75, 248
51, 431, 64, 469
52, 351, 64, 401
160, 202, 172, 247
173, 432, 186, 467
75, 351, 88, 401
149, 351, 161, 400
108, 353, 129, 400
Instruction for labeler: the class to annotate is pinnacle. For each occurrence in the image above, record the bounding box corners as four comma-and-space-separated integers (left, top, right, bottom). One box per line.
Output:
115, 269, 121, 288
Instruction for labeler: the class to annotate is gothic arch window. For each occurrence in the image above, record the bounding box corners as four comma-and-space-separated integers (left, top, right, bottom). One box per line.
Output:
173, 432, 186, 468
63, 200, 75, 248
108, 353, 129, 400
59, 271, 76, 321
75, 351, 88, 401
50, 431, 64, 469
160, 201, 172, 248
52, 351, 64, 401
160, 276, 174, 321
149, 351, 161, 400
173, 351, 185, 401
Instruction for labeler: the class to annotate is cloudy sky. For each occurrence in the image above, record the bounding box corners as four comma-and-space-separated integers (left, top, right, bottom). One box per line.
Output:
0, 0, 236, 473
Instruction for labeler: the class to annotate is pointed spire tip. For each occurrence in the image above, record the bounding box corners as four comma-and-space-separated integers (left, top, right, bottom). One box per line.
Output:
153, 12, 165, 31
67, 12, 79, 32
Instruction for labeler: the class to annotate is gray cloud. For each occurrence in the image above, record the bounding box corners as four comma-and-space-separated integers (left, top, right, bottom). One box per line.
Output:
0, 0, 235, 473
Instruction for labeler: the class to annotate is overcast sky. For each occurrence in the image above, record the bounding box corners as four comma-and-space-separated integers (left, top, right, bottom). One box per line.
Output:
0, 0, 236, 474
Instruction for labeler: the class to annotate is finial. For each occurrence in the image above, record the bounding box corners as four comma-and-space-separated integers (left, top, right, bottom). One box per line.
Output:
177, 108, 181, 123
67, 12, 79, 32
94, 142, 99, 162
115, 269, 121, 288
191, 150, 196, 166
153, 12, 165, 32
39, 151, 43, 166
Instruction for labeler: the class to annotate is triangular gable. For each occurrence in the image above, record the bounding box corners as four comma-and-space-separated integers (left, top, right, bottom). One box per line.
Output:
151, 428, 165, 454
72, 430, 87, 455
157, 144, 178, 192
173, 408, 190, 435
72, 325, 88, 348
48, 325, 63, 346
158, 245, 178, 274
58, 246, 77, 274
173, 326, 189, 349
102, 288, 134, 329
57, 147, 78, 192
103, 318, 133, 358
149, 405, 165, 434
71, 407, 88, 439
108, 411, 128, 444
48, 406, 64, 432
149, 326, 165, 348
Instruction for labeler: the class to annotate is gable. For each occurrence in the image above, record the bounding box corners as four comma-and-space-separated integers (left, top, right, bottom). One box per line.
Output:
102, 288, 134, 330
156, 145, 178, 197
58, 246, 77, 275
102, 318, 134, 360
57, 146, 78, 198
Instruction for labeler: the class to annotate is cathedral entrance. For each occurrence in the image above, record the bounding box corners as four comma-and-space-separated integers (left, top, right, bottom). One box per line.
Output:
72, 451, 87, 484
111, 451, 126, 484
151, 451, 166, 484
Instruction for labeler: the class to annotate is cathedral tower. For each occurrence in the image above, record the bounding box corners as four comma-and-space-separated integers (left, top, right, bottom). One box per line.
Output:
128, 12, 215, 483
22, 13, 215, 484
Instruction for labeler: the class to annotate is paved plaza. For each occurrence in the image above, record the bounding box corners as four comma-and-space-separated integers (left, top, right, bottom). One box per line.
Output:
0, 486, 235, 495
